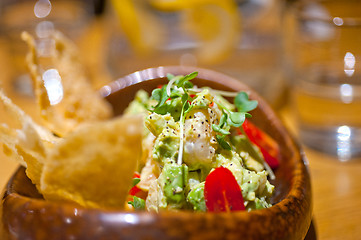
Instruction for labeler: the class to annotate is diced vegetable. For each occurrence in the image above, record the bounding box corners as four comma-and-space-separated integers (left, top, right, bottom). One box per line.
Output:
128, 196, 145, 210
204, 166, 245, 212
187, 182, 206, 212
242, 119, 280, 169
129, 173, 146, 198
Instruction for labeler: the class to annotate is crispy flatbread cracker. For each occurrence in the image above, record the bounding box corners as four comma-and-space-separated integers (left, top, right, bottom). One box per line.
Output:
22, 31, 113, 137
0, 91, 58, 189
40, 114, 143, 209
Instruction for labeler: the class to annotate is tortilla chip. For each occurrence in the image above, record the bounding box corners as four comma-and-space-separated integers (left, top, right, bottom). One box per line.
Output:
0, 91, 58, 189
40, 114, 143, 209
22, 31, 113, 137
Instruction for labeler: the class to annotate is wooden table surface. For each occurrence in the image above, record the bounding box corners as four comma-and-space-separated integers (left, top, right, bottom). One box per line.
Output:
1, 17, 361, 240
281, 107, 361, 240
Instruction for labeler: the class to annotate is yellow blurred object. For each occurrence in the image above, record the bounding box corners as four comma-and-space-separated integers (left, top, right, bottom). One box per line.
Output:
181, 1, 240, 64
110, 0, 165, 56
150, 0, 231, 11
152, 0, 240, 64
150, 0, 197, 11
111, 0, 240, 64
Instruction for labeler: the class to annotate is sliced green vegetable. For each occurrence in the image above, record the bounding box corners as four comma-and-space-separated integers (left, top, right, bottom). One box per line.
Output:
128, 196, 145, 210
187, 182, 206, 212
159, 163, 188, 205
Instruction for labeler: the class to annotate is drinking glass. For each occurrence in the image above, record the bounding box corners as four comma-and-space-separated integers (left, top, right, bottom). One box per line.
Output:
285, 0, 361, 161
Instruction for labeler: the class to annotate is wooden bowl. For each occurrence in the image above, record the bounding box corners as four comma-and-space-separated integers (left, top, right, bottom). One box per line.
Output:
1, 66, 312, 240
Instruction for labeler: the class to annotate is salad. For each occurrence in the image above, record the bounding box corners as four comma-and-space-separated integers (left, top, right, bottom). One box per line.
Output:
124, 72, 279, 212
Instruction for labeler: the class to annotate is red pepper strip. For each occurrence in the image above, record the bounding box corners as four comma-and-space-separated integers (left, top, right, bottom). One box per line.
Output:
186, 95, 196, 105
128, 173, 146, 198
204, 166, 245, 212
242, 119, 280, 169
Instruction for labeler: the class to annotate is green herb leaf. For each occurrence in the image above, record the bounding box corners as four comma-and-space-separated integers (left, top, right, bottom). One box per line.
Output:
212, 124, 221, 132
234, 92, 258, 112
216, 135, 231, 150
151, 85, 169, 113
181, 92, 189, 103
151, 88, 162, 102
245, 113, 252, 118
153, 105, 165, 115
219, 113, 227, 128
170, 91, 182, 99
128, 196, 145, 210
209, 92, 257, 151
228, 112, 246, 127
167, 73, 175, 80
184, 101, 193, 114
183, 81, 194, 89
132, 178, 140, 187
176, 72, 198, 88
212, 124, 230, 135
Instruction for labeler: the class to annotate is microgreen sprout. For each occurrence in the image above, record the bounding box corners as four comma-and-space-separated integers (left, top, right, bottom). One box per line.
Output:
211, 92, 258, 150
150, 72, 198, 165
149, 72, 259, 165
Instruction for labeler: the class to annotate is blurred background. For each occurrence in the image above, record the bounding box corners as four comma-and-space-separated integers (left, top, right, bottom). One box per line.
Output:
0, 0, 361, 239
0, 0, 287, 105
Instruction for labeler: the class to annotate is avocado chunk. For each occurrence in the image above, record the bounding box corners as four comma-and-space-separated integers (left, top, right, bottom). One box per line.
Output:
159, 163, 188, 208
187, 182, 206, 212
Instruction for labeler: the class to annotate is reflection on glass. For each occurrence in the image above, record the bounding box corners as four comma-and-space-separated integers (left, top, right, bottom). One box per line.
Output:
42, 68, 63, 105
34, 0, 51, 18
333, 17, 343, 26
340, 83, 353, 104
344, 52, 355, 77
35, 21, 54, 38
337, 125, 352, 161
